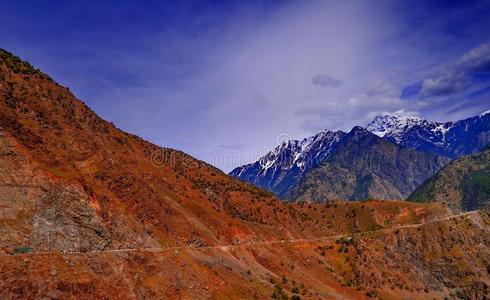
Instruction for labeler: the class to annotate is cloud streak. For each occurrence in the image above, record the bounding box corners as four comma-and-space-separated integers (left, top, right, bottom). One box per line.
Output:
420, 42, 490, 97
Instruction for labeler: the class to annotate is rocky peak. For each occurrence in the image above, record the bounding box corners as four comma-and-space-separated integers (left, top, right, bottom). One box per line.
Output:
347, 126, 372, 140
366, 110, 425, 141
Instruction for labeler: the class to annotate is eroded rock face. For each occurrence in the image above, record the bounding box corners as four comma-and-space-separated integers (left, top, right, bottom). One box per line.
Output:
0, 132, 116, 253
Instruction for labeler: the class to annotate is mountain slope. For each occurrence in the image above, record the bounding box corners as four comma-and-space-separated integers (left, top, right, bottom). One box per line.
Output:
229, 130, 345, 198
286, 127, 449, 202
231, 110, 489, 202
367, 110, 490, 158
408, 144, 490, 212
0, 48, 328, 251
231, 126, 449, 201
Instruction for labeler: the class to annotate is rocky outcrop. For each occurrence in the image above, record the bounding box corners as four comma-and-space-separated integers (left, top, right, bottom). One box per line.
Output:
0, 131, 153, 253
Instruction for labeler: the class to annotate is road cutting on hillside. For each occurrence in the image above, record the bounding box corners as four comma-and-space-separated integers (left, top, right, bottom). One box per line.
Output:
3, 210, 481, 257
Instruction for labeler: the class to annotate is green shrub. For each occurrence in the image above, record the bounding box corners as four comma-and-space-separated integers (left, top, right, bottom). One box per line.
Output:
342, 279, 353, 287
13, 247, 32, 255
365, 290, 377, 297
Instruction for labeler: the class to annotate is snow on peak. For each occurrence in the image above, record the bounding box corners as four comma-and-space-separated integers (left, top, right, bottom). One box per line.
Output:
366, 110, 424, 140
256, 130, 345, 173
479, 108, 490, 117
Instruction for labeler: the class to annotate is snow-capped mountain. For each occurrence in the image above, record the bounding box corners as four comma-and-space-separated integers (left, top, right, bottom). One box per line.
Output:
230, 126, 450, 201
230, 109, 490, 201
367, 109, 490, 158
366, 110, 427, 141
229, 130, 345, 197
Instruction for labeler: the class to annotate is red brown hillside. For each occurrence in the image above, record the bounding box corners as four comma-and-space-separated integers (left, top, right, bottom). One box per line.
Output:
0, 49, 453, 249
0, 49, 489, 300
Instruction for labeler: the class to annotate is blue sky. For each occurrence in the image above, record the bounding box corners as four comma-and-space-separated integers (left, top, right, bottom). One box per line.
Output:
1, 0, 490, 171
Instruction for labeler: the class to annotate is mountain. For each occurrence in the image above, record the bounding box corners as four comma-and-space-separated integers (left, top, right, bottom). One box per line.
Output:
366, 109, 490, 158
1, 49, 489, 299
408, 144, 490, 213
229, 130, 345, 198
231, 110, 489, 201
231, 126, 448, 201
284, 127, 449, 202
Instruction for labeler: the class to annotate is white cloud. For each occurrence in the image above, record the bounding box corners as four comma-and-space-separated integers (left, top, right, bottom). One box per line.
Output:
421, 73, 469, 97
420, 42, 490, 97
458, 42, 490, 71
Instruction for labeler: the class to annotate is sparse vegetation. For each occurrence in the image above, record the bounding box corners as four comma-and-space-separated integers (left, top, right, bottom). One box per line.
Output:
338, 245, 349, 253
13, 247, 32, 255
0, 49, 40, 75
271, 284, 288, 300
336, 236, 355, 246
365, 290, 377, 297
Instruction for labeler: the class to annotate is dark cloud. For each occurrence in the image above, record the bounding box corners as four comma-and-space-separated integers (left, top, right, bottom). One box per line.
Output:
312, 74, 342, 88
420, 42, 490, 97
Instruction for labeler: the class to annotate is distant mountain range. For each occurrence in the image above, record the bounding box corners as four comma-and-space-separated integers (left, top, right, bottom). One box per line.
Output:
230, 110, 490, 201
367, 110, 490, 158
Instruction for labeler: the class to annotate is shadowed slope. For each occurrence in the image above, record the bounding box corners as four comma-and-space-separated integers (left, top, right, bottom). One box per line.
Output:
409, 144, 490, 213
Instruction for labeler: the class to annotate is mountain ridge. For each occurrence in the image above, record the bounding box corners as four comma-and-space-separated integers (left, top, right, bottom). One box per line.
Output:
229, 129, 345, 197
231, 110, 490, 201
284, 126, 449, 202
367, 109, 490, 158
